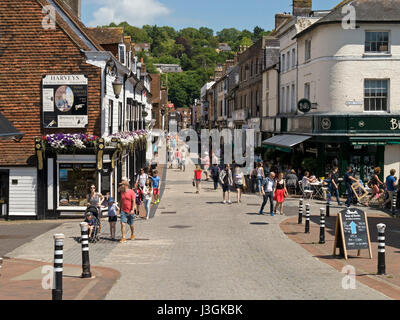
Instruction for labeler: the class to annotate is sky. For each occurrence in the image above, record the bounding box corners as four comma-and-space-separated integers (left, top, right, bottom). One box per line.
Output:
82, 0, 341, 32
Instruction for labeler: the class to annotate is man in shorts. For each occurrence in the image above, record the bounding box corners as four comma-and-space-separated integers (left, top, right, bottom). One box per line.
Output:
119, 180, 136, 243
151, 170, 161, 204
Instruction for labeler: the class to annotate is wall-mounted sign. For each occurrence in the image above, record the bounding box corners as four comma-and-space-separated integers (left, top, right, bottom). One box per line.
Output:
42, 75, 88, 128
297, 99, 311, 113
345, 101, 363, 106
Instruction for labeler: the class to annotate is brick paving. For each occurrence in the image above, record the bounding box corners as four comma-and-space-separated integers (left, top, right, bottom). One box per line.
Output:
0, 258, 120, 300
280, 199, 400, 299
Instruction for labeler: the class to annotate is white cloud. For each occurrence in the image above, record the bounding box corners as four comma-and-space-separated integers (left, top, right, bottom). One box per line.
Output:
88, 0, 170, 27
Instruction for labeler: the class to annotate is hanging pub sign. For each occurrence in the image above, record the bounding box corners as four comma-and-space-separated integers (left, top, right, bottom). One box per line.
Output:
42, 75, 88, 128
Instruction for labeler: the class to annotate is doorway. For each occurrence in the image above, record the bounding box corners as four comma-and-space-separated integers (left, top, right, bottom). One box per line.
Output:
0, 170, 9, 219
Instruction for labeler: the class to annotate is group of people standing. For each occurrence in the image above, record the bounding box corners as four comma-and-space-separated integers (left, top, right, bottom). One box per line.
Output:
84, 166, 162, 243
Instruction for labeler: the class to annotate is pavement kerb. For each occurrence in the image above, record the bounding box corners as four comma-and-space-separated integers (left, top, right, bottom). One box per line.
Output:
280, 216, 400, 300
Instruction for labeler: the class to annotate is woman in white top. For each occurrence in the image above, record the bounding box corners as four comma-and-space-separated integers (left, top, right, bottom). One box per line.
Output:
143, 179, 153, 220
234, 166, 244, 204
302, 171, 312, 190
256, 162, 265, 194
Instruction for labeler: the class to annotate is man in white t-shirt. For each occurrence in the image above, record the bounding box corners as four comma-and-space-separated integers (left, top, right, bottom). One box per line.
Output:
136, 168, 148, 189
259, 172, 276, 216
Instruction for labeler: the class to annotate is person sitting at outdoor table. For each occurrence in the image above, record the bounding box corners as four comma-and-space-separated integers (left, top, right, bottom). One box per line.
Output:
301, 171, 313, 190
365, 167, 385, 208
309, 175, 318, 183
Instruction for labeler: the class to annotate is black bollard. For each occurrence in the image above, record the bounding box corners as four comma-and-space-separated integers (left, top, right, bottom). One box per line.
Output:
392, 195, 397, 216
298, 198, 303, 224
377, 223, 386, 275
305, 203, 310, 234
80, 222, 92, 279
52, 234, 64, 300
319, 208, 325, 244
326, 199, 330, 217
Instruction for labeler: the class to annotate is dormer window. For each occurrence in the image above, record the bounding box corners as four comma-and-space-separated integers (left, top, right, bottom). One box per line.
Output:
118, 44, 126, 65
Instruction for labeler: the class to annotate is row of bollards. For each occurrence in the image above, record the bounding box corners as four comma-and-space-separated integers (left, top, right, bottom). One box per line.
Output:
297, 199, 387, 276
51, 222, 92, 300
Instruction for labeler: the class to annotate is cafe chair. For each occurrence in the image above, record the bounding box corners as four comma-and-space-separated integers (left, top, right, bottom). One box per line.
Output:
299, 181, 314, 200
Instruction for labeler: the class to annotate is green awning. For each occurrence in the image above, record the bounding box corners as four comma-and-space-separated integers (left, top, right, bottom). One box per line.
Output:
350, 137, 400, 146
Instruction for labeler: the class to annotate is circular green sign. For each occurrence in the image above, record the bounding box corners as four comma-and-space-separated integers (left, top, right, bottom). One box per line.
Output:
298, 99, 312, 113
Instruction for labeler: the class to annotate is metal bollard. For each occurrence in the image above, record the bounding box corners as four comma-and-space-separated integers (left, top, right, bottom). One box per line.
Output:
319, 208, 326, 244
80, 222, 92, 279
298, 199, 303, 224
305, 203, 310, 233
377, 223, 386, 275
52, 234, 64, 300
326, 199, 330, 217
392, 195, 397, 216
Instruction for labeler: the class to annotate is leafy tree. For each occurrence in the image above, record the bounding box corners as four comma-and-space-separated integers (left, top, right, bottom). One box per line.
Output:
199, 27, 214, 40
217, 28, 241, 43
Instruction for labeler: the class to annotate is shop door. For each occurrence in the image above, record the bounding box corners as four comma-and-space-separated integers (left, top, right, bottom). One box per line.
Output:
349, 146, 383, 182
0, 170, 9, 219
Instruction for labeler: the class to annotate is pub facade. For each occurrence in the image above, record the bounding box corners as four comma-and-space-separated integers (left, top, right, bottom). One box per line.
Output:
0, 0, 150, 219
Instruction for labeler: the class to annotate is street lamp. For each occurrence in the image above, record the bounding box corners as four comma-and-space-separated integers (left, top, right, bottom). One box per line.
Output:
112, 78, 123, 99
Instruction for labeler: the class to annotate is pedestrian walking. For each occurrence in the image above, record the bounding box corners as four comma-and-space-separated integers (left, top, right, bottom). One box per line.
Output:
135, 168, 148, 190
143, 179, 153, 220
234, 166, 245, 203
250, 165, 257, 193
210, 163, 221, 190
259, 172, 275, 216
365, 167, 385, 207
256, 162, 265, 194
344, 166, 358, 207
194, 164, 202, 194
201, 152, 210, 181
273, 172, 288, 215
86, 185, 104, 219
330, 167, 342, 205
384, 169, 398, 209
219, 164, 233, 204
119, 180, 136, 243
107, 197, 119, 240
150, 170, 161, 204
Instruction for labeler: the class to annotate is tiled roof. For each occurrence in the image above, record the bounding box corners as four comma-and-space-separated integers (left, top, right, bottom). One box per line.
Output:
0, 0, 102, 165
86, 27, 124, 45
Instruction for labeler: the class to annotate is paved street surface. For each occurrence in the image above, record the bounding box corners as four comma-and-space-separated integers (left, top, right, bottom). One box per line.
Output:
4, 165, 390, 300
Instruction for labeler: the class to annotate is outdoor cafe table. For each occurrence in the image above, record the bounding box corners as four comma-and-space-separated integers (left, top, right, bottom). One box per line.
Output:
310, 181, 324, 199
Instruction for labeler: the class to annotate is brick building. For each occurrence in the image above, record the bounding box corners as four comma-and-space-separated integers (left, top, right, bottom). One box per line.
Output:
0, 0, 150, 219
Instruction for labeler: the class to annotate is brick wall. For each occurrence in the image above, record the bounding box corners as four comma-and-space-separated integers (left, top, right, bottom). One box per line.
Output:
0, 0, 102, 166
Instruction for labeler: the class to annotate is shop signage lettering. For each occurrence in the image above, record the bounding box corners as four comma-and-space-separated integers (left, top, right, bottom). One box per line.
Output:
390, 118, 400, 130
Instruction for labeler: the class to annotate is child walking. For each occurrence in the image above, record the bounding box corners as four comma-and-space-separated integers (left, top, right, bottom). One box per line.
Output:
143, 179, 153, 220
108, 197, 119, 240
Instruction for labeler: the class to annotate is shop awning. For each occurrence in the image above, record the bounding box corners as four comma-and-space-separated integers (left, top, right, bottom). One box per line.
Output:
349, 137, 400, 146
0, 111, 23, 140
262, 134, 312, 152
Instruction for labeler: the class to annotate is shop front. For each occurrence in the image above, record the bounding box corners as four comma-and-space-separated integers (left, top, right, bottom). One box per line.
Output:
263, 114, 400, 185
35, 131, 147, 219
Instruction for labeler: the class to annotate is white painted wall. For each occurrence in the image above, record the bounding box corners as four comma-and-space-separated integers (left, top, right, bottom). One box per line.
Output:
297, 23, 400, 113
7, 167, 37, 216
384, 145, 400, 179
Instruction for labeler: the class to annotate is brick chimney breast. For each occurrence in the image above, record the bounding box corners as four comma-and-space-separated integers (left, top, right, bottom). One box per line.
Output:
293, 0, 312, 17
62, 0, 81, 18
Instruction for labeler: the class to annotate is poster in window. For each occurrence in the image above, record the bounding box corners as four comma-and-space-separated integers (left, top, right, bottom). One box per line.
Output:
42, 75, 88, 128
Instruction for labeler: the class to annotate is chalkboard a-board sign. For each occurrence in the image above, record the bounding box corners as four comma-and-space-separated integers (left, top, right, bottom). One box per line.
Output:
333, 208, 372, 260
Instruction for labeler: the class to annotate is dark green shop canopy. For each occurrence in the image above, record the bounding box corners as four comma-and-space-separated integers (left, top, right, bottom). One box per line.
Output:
262, 134, 312, 152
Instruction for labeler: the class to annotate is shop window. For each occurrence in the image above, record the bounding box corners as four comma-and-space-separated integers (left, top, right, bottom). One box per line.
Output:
58, 163, 97, 207
364, 79, 388, 111
365, 31, 389, 53
305, 39, 311, 62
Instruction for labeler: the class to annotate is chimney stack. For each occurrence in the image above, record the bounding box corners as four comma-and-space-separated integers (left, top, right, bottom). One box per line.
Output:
293, 0, 312, 17
62, 0, 81, 19
275, 13, 292, 30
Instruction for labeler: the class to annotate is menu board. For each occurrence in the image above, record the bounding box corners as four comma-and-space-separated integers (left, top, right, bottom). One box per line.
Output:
333, 208, 372, 260
42, 75, 88, 128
